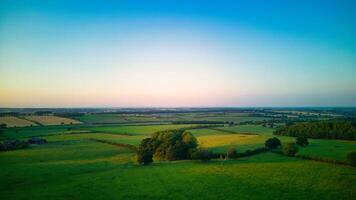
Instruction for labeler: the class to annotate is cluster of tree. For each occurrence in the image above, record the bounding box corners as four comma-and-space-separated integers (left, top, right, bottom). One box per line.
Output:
137, 129, 198, 164
0, 139, 29, 151
347, 152, 356, 167
0, 124, 6, 134
283, 143, 298, 156
0, 137, 47, 151
0, 112, 20, 116
264, 137, 299, 156
34, 111, 53, 116
54, 112, 85, 118
172, 121, 225, 125
274, 120, 356, 140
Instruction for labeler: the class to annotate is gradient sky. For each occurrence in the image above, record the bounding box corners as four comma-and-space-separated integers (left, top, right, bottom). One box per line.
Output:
1, 0, 356, 107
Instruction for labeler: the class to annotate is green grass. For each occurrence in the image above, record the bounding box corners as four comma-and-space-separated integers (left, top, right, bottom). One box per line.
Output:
82, 124, 199, 136
1, 121, 355, 200
217, 125, 275, 134
0, 125, 80, 140
1, 140, 355, 200
189, 125, 356, 161
45, 133, 145, 146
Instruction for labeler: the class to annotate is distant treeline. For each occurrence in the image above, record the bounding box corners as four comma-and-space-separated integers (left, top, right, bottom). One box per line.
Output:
172, 121, 225, 125
54, 113, 85, 118
274, 119, 356, 140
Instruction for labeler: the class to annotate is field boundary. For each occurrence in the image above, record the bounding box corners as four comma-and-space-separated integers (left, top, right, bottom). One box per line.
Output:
271, 151, 352, 167
207, 127, 259, 135
89, 138, 137, 152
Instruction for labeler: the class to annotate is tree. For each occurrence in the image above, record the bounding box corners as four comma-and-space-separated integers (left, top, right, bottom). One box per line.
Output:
265, 137, 281, 149
137, 138, 153, 165
182, 132, 198, 149
346, 152, 356, 167
137, 129, 199, 163
199, 149, 212, 162
227, 147, 237, 159
283, 142, 298, 156
296, 135, 309, 146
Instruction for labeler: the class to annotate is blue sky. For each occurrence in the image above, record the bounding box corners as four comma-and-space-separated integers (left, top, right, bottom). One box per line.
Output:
0, 0, 356, 107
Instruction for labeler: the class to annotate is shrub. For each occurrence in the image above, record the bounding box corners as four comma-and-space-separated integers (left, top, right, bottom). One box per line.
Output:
137, 150, 153, 165
0, 139, 29, 151
188, 148, 200, 160
227, 147, 237, 159
346, 152, 356, 167
296, 135, 309, 146
28, 137, 47, 145
137, 138, 153, 165
283, 142, 298, 156
199, 149, 212, 162
265, 137, 281, 149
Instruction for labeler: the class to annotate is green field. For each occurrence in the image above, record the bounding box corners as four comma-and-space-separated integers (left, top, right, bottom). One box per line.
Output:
1, 138, 355, 200
1, 119, 356, 199
81, 124, 200, 135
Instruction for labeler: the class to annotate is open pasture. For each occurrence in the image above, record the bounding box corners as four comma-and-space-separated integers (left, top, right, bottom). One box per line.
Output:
82, 124, 200, 136
1, 140, 355, 200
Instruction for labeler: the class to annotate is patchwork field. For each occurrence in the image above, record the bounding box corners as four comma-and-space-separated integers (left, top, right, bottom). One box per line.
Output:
1, 111, 356, 200
76, 112, 269, 124
25, 116, 82, 125
81, 124, 201, 136
0, 116, 37, 127
1, 139, 355, 200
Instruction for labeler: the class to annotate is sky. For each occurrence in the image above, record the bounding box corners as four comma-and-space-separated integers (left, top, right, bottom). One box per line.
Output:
0, 0, 356, 107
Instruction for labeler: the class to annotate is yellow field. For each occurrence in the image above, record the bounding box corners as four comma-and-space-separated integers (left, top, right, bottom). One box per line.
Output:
25, 115, 82, 125
0, 116, 37, 127
197, 134, 261, 148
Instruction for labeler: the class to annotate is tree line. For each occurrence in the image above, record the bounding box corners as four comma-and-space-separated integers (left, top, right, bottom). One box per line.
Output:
274, 119, 356, 140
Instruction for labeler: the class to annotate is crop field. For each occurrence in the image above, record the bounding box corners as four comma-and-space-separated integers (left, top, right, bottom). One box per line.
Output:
0, 116, 37, 127
24, 116, 82, 125
1, 112, 356, 200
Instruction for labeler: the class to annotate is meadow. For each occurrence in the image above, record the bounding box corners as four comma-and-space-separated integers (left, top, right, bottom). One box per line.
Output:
1, 110, 355, 199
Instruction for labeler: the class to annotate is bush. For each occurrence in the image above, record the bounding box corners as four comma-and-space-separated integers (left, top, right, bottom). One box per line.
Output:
137, 138, 153, 165
188, 148, 200, 160
265, 137, 281, 149
28, 137, 47, 145
296, 135, 309, 146
346, 152, 356, 167
137, 150, 153, 165
199, 149, 212, 162
283, 142, 298, 156
227, 147, 237, 159
0, 139, 29, 151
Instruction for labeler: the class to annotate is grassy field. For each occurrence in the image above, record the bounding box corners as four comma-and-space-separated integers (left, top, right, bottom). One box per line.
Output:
0, 116, 37, 127
24, 116, 82, 125
1, 138, 355, 200
1, 120, 355, 200
81, 124, 200, 136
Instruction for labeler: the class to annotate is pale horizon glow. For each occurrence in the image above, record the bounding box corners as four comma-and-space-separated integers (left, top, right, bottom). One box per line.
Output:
1, 1, 356, 107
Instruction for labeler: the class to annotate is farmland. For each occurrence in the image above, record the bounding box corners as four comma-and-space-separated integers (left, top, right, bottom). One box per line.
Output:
0, 116, 37, 127
24, 116, 82, 126
0, 108, 356, 200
